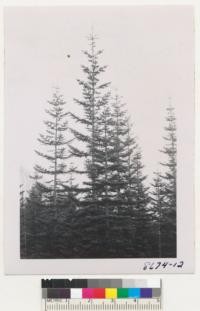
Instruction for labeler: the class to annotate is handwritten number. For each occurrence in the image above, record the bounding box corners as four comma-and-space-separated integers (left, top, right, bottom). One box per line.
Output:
155, 262, 161, 269
143, 262, 150, 270
143, 260, 184, 270
177, 261, 184, 268
162, 262, 168, 268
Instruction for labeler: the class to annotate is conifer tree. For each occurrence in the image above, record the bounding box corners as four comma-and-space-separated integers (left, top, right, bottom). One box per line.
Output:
67, 33, 114, 257
34, 90, 71, 211
70, 33, 110, 202
160, 105, 177, 257
109, 94, 130, 211
161, 106, 176, 209
93, 95, 113, 208
27, 171, 43, 207
131, 150, 150, 257
70, 99, 114, 257
22, 172, 41, 257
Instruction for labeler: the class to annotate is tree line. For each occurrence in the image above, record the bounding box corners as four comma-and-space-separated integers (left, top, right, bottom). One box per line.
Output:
20, 33, 176, 259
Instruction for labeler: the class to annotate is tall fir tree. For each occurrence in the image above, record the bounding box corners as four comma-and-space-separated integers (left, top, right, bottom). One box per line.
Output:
34, 90, 71, 211
70, 32, 110, 203
160, 105, 177, 257
68, 33, 113, 257
161, 106, 176, 209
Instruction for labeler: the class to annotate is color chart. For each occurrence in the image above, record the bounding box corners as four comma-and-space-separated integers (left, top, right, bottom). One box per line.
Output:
42, 279, 162, 310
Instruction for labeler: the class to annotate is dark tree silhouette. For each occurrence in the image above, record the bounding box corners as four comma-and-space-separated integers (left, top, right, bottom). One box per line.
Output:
150, 172, 165, 257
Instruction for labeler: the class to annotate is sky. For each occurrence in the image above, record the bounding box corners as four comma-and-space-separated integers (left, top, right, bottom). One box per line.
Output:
4, 6, 194, 190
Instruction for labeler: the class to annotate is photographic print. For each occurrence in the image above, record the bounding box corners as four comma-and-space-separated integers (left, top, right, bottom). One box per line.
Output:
4, 6, 194, 273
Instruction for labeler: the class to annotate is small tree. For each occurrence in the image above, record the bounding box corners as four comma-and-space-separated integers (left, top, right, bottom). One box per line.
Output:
27, 171, 43, 207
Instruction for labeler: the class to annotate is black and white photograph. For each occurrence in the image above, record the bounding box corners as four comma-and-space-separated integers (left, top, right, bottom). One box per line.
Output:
4, 6, 194, 273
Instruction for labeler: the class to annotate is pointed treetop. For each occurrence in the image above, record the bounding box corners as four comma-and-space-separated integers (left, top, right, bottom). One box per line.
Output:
87, 27, 99, 47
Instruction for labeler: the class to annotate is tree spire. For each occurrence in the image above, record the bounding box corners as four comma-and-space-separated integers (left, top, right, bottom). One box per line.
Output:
34, 90, 71, 209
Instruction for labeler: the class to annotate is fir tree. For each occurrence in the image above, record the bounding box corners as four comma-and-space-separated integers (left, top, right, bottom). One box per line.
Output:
160, 105, 177, 257
67, 33, 113, 257
109, 94, 130, 211
34, 90, 71, 211
131, 150, 150, 257
93, 95, 113, 208
70, 32, 110, 202
161, 106, 176, 210
27, 171, 43, 207
22, 90, 74, 258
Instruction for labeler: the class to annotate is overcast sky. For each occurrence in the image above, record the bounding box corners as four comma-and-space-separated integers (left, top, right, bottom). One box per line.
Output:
4, 6, 194, 189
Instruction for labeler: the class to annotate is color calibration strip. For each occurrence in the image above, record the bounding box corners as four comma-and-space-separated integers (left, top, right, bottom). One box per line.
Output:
42, 287, 161, 299
42, 279, 161, 299
42, 279, 162, 310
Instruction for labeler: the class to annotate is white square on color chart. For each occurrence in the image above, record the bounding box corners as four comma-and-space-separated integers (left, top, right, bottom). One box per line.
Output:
147, 279, 161, 288
71, 289, 82, 299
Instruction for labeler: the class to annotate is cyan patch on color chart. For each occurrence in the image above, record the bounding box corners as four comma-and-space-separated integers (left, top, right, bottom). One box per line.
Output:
128, 288, 141, 298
